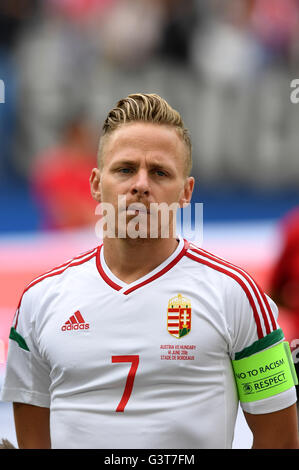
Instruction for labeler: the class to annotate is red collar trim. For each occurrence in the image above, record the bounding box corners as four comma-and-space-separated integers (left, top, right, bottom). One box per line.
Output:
96, 245, 122, 291
96, 239, 189, 294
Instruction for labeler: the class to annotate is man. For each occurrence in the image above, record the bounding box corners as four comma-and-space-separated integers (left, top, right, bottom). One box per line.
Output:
1, 93, 298, 449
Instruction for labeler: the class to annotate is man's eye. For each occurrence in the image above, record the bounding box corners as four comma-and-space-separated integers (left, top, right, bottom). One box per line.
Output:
155, 170, 167, 177
119, 168, 132, 174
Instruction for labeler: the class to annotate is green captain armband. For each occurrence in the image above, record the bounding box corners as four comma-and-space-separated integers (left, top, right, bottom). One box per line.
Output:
232, 341, 298, 402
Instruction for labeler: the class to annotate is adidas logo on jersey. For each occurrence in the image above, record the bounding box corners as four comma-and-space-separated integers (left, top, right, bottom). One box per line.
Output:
61, 311, 89, 331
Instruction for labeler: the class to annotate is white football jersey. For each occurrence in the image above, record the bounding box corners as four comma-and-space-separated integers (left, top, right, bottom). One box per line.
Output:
1, 236, 296, 449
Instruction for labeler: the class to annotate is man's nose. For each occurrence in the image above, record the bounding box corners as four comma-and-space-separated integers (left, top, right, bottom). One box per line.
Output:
131, 170, 150, 196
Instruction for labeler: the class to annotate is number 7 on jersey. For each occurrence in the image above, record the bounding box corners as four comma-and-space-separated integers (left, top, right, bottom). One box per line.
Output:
112, 355, 139, 412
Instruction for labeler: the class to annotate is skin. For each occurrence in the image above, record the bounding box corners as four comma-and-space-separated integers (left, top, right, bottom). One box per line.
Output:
13, 122, 299, 448
244, 405, 299, 449
89, 122, 194, 283
13, 403, 51, 449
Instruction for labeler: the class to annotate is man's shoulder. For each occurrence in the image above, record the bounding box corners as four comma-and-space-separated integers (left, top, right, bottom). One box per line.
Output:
185, 240, 246, 278
185, 240, 278, 338
184, 239, 262, 295
21, 246, 99, 298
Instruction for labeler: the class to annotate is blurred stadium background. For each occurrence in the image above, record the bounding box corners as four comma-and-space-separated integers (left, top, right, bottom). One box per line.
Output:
1, 0, 299, 448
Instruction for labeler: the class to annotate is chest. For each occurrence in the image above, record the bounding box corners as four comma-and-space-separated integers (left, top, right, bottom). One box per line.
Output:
36, 277, 230, 385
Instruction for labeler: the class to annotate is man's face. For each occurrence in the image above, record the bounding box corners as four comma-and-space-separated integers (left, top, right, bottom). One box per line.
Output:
90, 122, 194, 239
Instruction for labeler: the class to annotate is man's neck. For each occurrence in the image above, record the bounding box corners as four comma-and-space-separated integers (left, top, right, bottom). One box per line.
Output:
102, 237, 180, 284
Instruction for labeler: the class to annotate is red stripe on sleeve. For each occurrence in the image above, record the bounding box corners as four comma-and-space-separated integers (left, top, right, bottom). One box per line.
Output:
186, 251, 264, 339
189, 245, 276, 335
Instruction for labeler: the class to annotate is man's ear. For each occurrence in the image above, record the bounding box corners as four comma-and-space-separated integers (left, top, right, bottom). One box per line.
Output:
90, 168, 101, 202
179, 176, 195, 208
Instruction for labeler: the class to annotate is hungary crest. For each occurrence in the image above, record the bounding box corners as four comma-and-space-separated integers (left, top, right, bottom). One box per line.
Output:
167, 294, 191, 339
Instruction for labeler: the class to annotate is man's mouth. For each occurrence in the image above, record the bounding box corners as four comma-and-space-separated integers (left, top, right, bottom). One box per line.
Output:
125, 203, 150, 215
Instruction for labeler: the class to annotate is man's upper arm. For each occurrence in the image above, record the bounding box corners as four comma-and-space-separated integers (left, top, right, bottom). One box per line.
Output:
1, 287, 52, 448
13, 403, 51, 449
227, 277, 298, 407
226, 277, 298, 445
244, 404, 299, 449
0, 287, 51, 407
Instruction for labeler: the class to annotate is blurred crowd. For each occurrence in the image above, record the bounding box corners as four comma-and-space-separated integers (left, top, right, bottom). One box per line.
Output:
1, 0, 299, 229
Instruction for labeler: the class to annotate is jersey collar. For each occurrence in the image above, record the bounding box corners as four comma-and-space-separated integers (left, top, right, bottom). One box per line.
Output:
96, 236, 189, 295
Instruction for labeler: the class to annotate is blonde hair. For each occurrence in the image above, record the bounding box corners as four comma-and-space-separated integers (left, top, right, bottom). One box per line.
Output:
98, 93, 192, 176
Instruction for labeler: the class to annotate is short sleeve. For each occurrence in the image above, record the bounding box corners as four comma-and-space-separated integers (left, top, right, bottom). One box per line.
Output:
225, 277, 297, 414
0, 289, 51, 407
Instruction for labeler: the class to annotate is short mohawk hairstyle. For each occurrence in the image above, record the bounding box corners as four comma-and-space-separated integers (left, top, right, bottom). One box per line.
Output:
98, 93, 192, 176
